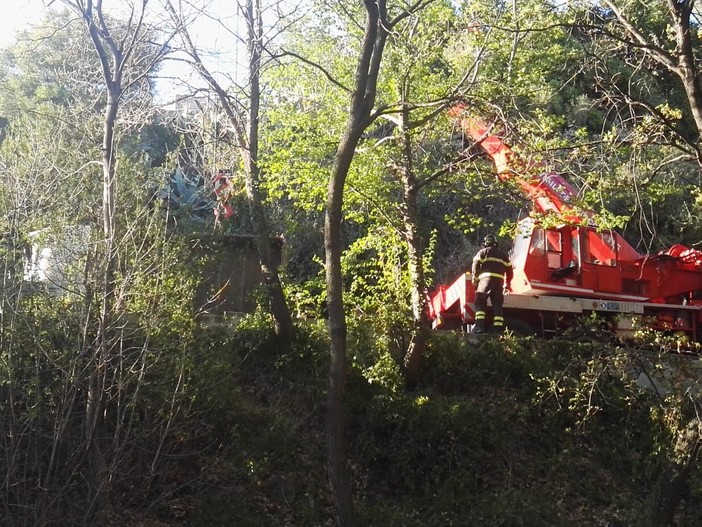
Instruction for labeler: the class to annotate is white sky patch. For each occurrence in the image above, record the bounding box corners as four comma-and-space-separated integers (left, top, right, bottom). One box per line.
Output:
0, 1, 304, 103
0, 0, 245, 100
0, 0, 48, 46
156, 0, 246, 102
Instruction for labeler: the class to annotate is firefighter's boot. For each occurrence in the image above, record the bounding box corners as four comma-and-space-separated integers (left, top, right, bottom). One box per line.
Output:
473, 312, 486, 334
491, 314, 505, 334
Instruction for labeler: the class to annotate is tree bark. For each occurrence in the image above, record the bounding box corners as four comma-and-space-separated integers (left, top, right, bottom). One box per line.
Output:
667, 0, 702, 139
603, 0, 702, 143
59, 0, 166, 519
325, 129, 357, 527
325, 1, 389, 524
648, 418, 702, 527
243, 0, 294, 342
72, 3, 124, 520
397, 105, 429, 388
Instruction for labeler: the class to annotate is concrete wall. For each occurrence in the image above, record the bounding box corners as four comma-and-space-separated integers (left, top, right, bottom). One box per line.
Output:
195, 235, 283, 316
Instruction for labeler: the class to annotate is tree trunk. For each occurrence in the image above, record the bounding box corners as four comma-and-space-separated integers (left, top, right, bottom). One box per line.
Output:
86, 58, 122, 527
61, 1, 126, 520
244, 0, 294, 342
678, 67, 702, 142
326, 119, 366, 525
165, 0, 293, 342
670, 2, 702, 140
397, 105, 429, 388
99, 85, 120, 353
648, 418, 702, 526
325, 2, 389, 524
604, 0, 702, 145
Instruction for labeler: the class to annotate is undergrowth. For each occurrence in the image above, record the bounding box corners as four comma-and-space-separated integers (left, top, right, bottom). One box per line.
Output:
111, 317, 702, 527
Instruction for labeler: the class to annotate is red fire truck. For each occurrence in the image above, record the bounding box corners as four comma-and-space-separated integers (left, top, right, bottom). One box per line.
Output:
427, 107, 702, 342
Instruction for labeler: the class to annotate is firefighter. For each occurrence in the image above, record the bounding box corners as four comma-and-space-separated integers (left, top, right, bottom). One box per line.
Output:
471, 234, 513, 334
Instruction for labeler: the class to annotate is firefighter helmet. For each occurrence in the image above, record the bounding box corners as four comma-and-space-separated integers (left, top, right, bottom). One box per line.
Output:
483, 234, 497, 247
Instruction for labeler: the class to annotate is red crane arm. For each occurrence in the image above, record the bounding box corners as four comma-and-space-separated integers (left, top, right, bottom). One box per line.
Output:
451, 105, 582, 221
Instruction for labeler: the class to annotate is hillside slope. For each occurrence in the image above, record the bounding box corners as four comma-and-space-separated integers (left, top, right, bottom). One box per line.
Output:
110, 323, 702, 527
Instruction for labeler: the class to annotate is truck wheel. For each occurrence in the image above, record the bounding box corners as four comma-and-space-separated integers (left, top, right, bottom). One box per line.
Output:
504, 317, 535, 337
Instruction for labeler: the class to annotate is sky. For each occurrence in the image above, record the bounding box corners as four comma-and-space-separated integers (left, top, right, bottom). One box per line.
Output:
0, 0, 46, 46
0, 0, 245, 101
1, 0, 238, 44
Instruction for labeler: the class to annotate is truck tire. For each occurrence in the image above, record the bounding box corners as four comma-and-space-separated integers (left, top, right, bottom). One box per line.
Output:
504, 317, 536, 336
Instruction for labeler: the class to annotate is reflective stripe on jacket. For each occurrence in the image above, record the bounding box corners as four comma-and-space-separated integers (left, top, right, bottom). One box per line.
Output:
472, 245, 513, 284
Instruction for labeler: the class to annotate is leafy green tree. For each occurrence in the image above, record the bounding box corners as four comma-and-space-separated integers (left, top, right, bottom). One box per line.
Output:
363, 0, 470, 385
261, 1, 500, 388
54, 2, 171, 519
443, 0, 697, 253
312, 0, 446, 523
592, 1, 702, 146
0, 4, 199, 523
568, 1, 702, 250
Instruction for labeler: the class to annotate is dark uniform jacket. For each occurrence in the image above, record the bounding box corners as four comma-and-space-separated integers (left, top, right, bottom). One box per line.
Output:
472, 245, 513, 288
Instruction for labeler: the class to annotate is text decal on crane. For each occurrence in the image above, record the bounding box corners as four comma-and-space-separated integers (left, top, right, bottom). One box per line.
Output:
594, 301, 620, 311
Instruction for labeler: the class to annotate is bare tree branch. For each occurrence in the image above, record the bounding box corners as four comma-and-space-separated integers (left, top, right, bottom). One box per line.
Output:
273, 49, 351, 92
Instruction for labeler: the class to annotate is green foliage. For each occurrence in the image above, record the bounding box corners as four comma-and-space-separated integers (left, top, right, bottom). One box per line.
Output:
141, 251, 702, 527
340, 226, 420, 357
381, 0, 459, 99
261, 99, 338, 214
4, 0, 702, 525
345, 332, 666, 526
180, 319, 332, 527
450, 0, 581, 113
